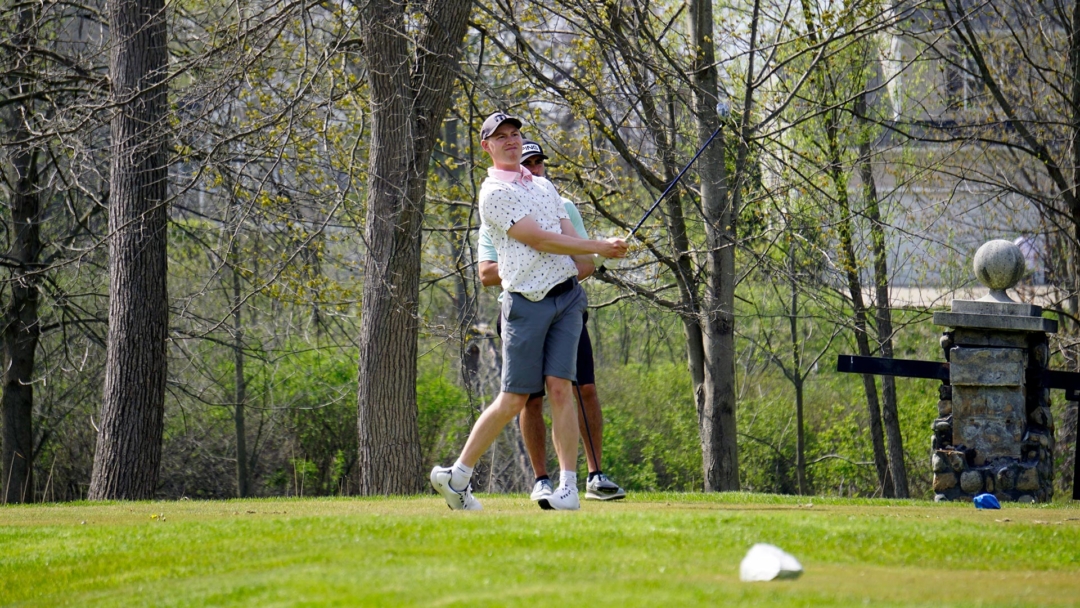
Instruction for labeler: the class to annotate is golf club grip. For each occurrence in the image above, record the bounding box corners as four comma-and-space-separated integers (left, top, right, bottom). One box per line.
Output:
595, 231, 632, 269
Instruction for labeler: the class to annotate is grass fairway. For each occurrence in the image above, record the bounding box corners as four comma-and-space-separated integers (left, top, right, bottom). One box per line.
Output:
2, 493, 1079, 607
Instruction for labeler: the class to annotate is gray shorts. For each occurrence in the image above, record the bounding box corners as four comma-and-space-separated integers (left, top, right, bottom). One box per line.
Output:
500, 279, 587, 394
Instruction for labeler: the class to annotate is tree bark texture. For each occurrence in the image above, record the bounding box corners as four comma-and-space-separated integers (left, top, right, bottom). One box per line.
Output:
1, 4, 43, 505
1069, 0, 1080, 360
88, 0, 169, 500
356, 0, 471, 495
1056, 400, 1076, 497
691, 0, 739, 491
1, 147, 40, 506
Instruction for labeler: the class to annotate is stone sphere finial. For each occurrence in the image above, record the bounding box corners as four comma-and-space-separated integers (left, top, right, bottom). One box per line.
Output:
973, 239, 1025, 302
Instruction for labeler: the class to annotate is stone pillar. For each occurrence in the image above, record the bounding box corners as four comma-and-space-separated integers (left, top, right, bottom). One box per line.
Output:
931, 240, 1057, 503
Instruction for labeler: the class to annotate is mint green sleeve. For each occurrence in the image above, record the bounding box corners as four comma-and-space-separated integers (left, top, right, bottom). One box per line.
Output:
564, 199, 589, 239
477, 224, 498, 263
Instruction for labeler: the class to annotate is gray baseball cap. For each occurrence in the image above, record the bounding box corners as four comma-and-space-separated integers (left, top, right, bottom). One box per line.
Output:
521, 140, 548, 161
480, 111, 522, 140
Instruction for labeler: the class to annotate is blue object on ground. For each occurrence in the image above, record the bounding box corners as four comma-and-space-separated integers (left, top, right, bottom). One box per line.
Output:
974, 493, 1001, 509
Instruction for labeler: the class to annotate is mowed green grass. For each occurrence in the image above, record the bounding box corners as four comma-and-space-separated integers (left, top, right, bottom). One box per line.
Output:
2, 493, 1079, 607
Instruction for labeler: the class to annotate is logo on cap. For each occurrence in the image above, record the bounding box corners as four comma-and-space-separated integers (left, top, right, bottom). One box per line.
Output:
481, 112, 522, 140
521, 140, 548, 160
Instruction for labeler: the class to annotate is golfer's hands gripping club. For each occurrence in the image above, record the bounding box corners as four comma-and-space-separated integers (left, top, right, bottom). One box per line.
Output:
595, 236, 629, 268
598, 237, 628, 260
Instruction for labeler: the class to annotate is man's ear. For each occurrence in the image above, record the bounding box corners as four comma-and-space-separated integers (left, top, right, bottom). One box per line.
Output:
480, 139, 491, 155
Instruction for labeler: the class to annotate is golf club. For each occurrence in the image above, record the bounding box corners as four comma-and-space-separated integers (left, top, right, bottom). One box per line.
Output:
597, 102, 729, 270
575, 382, 600, 480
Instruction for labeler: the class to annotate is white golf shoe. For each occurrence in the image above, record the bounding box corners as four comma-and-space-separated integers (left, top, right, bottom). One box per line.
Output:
530, 478, 554, 501
585, 473, 626, 501
538, 483, 580, 511
429, 466, 482, 511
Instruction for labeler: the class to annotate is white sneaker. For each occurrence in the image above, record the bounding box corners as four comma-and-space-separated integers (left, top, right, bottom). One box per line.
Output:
530, 478, 554, 501
538, 483, 580, 511
429, 466, 482, 511
585, 473, 626, 501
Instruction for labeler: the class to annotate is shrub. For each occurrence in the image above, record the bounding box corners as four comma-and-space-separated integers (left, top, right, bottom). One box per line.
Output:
596, 362, 703, 490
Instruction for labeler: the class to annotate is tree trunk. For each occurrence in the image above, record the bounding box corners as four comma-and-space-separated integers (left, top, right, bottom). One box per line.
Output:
1070, 0, 1080, 261
1057, 400, 1076, 497
1, 149, 40, 506
1067, 2, 1080, 500
232, 259, 249, 498
356, 0, 470, 495
824, 97, 892, 497
1, 3, 43, 505
88, 0, 169, 500
789, 245, 807, 495
831, 174, 892, 496
858, 92, 909, 498
691, 0, 739, 491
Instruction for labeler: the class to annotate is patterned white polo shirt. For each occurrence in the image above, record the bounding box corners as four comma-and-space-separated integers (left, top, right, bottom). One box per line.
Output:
479, 166, 579, 301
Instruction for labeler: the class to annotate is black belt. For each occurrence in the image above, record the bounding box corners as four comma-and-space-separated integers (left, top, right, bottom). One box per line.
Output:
543, 277, 577, 299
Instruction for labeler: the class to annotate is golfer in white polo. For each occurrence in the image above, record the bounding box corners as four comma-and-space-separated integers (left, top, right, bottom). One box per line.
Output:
429, 112, 627, 510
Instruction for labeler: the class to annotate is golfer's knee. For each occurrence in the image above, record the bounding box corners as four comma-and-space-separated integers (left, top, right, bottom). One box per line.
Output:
545, 377, 572, 407
497, 392, 528, 417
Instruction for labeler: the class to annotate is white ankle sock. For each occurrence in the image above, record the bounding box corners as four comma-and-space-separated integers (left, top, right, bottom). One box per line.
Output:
450, 461, 473, 491
559, 470, 577, 489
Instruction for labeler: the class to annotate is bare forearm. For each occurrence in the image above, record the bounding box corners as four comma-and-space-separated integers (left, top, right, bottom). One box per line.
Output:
478, 261, 501, 286
506, 216, 628, 259
528, 233, 608, 256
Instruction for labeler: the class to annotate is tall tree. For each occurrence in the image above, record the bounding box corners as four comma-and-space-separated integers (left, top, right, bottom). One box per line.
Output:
786, 0, 907, 497
690, 0, 740, 490
857, 87, 908, 498
88, 0, 169, 500
356, 0, 471, 494
229, 234, 250, 498
1, 1, 43, 504
915, 0, 1080, 259
1, 0, 111, 504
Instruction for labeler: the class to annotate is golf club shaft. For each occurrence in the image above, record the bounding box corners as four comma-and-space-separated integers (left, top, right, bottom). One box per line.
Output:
595, 123, 724, 271
575, 382, 600, 475
628, 123, 725, 240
